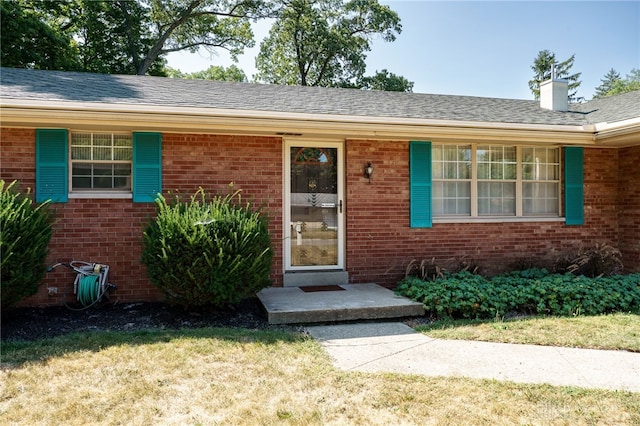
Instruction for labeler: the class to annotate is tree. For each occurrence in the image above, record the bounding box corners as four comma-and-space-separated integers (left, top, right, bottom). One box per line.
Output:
254, 0, 402, 87
167, 64, 248, 81
138, 0, 276, 75
593, 68, 621, 99
63, 0, 166, 75
355, 69, 413, 92
596, 68, 640, 98
0, 1, 80, 70
528, 50, 582, 101
3, 0, 275, 76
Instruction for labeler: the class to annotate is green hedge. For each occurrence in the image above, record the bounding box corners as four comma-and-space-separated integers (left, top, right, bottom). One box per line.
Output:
1, 180, 53, 311
141, 188, 273, 308
395, 269, 640, 319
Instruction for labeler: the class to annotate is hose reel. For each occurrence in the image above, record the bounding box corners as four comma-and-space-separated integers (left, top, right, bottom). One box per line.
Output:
47, 261, 116, 310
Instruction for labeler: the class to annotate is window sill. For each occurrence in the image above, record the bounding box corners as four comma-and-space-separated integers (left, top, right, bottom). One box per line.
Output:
433, 216, 565, 224
69, 192, 132, 200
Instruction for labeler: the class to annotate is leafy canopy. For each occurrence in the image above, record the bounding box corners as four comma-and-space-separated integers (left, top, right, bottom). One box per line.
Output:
0, 0, 81, 70
1, 0, 276, 76
352, 68, 413, 92
167, 64, 248, 81
594, 68, 640, 99
255, 0, 403, 88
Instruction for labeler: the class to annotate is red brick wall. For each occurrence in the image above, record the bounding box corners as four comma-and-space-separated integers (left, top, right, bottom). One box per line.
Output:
618, 145, 640, 272
1, 129, 283, 307
1, 126, 636, 306
1, 128, 36, 189
345, 140, 621, 286
30, 200, 160, 306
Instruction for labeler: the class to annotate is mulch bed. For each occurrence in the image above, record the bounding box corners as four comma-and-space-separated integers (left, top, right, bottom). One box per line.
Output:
1, 298, 299, 342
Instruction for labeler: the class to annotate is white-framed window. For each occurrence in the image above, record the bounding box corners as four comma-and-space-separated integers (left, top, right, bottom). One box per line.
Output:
432, 143, 560, 218
432, 144, 471, 215
522, 147, 560, 215
70, 132, 132, 192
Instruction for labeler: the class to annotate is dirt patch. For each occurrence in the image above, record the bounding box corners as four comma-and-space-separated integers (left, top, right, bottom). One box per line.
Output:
1, 298, 298, 342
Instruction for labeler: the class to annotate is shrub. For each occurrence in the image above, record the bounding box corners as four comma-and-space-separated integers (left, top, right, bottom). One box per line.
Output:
396, 269, 640, 319
556, 243, 624, 277
141, 188, 273, 308
1, 180, 54, 311
405, 258, 446, 281
404, 256, 479, 281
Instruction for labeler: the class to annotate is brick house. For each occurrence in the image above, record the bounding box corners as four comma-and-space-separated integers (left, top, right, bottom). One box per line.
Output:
1, 67, 639, 307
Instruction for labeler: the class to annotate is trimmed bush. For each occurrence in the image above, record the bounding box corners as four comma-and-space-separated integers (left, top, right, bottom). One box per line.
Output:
1, 180, 54, 311
141, 188, 273, 308
396, 269, 640, 319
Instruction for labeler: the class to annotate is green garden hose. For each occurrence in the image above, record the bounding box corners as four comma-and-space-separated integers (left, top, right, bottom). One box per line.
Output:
77, 274, 101, 307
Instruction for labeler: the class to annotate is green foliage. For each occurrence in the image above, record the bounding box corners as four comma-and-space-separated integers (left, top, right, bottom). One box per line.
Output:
343, 68, 414, 92
142, 0, 272, 75
141, 188, 273, 308
167, 64, 248, 82
1, 180, 54, 311
596, 68, 640, 98
3, 0, 272, 76
593, 68, 622, 99
396, 269, 640, 320
528, 49, 582, 101
68, 0, 166, 75
255, 0, 403, 87
0, 0, 81, 70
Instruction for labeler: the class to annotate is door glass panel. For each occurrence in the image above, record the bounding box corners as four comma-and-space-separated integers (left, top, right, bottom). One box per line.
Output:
290, 147, 338, 266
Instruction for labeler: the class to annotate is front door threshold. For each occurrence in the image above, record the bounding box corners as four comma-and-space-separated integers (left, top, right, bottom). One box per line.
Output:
283, 271, 348, 287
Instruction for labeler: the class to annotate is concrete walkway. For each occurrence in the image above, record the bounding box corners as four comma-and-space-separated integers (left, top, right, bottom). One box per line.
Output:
306, 322, 640, 392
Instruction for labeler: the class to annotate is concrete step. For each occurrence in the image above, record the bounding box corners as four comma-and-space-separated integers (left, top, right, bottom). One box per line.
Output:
257, 283, 425, 325
283, 271, 349, 287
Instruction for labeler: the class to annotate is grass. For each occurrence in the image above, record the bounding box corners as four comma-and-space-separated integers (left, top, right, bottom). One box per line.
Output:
1, 325, 639, 425
414, 313, 640, 352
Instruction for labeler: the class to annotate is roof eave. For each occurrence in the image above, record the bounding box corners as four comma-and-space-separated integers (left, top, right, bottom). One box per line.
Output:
0, 98, 604, 146
591, 117, 640, 147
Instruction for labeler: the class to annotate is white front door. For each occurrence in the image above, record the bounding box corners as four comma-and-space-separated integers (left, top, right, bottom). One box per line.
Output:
284, 141, 344, 271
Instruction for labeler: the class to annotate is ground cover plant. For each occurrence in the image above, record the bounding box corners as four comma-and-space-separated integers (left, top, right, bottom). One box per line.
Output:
2, 326, 639, 425
141, 187, 272, 308
0, 180, 53, 311
396, 269, 640, 319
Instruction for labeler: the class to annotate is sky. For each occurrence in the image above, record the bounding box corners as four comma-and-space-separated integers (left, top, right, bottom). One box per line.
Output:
166, 1, 640, 100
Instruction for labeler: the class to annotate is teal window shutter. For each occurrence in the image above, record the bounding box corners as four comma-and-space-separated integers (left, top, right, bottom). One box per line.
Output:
36, 129, 68, 203
410, 141, 432, 228
133, 132, 162, 203
564, 147, 584, 225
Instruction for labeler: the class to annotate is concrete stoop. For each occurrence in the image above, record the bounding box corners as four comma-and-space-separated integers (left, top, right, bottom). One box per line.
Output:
256, 283, 425, 325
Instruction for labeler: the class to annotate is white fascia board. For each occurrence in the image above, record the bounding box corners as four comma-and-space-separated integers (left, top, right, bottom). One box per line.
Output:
0, 98, 595, 144
589, 117, 640, 147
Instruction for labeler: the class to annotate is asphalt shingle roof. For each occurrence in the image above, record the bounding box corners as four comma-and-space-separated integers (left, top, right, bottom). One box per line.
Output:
2, 67, 638, 127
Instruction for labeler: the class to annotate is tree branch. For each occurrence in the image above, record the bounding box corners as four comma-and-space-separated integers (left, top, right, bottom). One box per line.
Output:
159, 39, 237, 54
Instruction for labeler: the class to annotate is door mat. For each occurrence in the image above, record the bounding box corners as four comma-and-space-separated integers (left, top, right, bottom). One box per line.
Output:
299, 285, 345, 292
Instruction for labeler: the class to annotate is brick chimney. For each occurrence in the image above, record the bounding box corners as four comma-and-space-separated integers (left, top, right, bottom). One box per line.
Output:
540, 64, 568, 111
